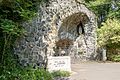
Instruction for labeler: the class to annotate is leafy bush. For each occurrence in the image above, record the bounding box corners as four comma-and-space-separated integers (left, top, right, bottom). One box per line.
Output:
0, 48, 53, 80
20, 68, 53, 80
0, 67, 53, 80
97, 19, 120, 61
109, 55, 120, 62
51, 70, 71, 78
97, 19, 120, 48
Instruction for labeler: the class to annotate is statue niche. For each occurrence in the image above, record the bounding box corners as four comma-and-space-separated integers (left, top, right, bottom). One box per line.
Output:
77, 21, 85, 36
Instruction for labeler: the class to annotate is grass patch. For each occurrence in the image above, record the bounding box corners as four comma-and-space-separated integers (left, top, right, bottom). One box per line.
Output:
51, 70, 71, 78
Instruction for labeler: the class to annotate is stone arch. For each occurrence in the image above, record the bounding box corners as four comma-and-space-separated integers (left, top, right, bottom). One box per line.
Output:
51, 4, 96, 31
58, 12, 89, 40
52, 4, 97, 59
54, 12, 91, 56
39, 0, 97, 59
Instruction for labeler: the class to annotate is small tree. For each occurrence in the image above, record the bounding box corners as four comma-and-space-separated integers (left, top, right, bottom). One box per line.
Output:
97, 19, 120, 48
97, 19, 120, 60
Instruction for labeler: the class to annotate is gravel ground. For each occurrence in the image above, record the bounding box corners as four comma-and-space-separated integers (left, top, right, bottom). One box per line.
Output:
70, 62, 120, 80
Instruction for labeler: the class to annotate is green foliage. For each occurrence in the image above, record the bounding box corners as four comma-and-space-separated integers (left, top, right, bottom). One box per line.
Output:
109, 55, 120, 62
0, 66, 53, 80
51, 70, 71, 78
0, 0, 48, 22
18, 68, 53, 80
86, 0, 120, 61
97, 19, 120, 48
85, 0, 111, 17
0, 49, 52, 80
97, 18, 120, 61
0, 19, 25, 36
85, 0, 120, 25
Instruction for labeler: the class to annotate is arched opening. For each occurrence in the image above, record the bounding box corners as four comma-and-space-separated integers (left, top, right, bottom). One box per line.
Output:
58, 12, 89, 40
54, 12, 90, 56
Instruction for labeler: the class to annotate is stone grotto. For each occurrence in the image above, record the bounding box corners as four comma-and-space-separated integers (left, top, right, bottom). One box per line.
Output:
14, 0, 97, 66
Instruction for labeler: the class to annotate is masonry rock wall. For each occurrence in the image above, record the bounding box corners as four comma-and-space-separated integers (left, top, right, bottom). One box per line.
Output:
14, 0, 97, 66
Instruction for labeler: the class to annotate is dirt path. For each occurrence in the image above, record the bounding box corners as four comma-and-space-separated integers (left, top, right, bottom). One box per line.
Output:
70, 62, 120, 80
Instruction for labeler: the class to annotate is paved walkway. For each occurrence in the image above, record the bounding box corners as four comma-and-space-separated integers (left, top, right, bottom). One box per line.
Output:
70, 62, 120, 80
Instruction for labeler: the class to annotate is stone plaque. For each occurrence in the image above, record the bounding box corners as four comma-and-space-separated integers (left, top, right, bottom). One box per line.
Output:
47, 56, 71, 72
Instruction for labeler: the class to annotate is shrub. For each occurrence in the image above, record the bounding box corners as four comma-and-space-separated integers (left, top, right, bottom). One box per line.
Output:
97, 19, 120, 48
110, 55, 120, 62
51, 70, 71, 78
0, 67, 53, 80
